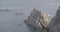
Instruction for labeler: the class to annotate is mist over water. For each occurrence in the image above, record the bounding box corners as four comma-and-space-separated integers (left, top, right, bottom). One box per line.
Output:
0, 0, 60, 32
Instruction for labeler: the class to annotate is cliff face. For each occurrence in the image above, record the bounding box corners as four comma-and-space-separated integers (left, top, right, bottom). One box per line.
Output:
48, 6, 60, 32
24, 9, 50, 32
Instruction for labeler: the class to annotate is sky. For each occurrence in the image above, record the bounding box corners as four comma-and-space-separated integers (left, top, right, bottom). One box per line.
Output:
0, 0, 60, 9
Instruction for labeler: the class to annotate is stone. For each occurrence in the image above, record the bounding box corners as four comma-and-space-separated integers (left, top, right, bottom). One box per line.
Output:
24, 9, 50, 32
48, 6, 60, 32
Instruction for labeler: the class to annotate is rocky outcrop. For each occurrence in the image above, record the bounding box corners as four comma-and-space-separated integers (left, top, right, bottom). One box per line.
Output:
24, 7, 60, 32
48, 6, 60, 32
24, 9, 50, 32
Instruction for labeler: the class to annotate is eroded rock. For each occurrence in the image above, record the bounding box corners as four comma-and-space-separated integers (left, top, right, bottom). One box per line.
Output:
24, 9, 50, 32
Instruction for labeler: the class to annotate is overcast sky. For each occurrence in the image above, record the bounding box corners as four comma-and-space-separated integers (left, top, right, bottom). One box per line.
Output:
0, 0, 60, 8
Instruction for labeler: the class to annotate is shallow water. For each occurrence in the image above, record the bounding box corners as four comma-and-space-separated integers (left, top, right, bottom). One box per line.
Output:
0, 0, 60, 32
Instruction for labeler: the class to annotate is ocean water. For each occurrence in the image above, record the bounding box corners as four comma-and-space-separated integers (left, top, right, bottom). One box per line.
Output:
0, 0, 60, 32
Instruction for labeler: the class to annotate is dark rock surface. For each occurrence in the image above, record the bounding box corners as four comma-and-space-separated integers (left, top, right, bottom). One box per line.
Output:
48, 6, 60, 32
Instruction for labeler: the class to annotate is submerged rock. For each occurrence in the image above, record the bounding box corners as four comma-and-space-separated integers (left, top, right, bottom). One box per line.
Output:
24, 9, 50, 32
0, 9, 11, 12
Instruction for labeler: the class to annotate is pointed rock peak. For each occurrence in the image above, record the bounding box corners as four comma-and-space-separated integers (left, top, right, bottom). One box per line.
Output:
56, 6, 60, 17
59, 6, 60, 8
33, 8, 36, 11
32, 8, 38, 12
48, 6, 60, 32
31, 8, 39, 14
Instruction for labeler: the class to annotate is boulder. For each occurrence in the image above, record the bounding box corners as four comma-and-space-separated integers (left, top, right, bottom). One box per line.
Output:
24, 9, 50, 32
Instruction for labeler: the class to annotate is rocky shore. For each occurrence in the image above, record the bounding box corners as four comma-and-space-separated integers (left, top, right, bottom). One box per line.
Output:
24, 6, 60, 32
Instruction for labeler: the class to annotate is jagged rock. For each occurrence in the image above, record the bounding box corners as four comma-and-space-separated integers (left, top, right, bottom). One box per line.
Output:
24, 9, 50, 32
48, 6, 60, 32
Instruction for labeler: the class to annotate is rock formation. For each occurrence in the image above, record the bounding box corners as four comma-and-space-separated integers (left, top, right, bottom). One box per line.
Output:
24, 7, 60, 32
48, 6, 60, 32
24, 9, 50, 32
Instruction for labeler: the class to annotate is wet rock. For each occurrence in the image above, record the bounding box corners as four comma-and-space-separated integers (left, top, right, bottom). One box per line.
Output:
5, 9, 10, 11
18, 24, 21, 25
24, 9, 50, 32
48, 6, 60, 32
0, 9, 11, 12
15, 13, 24, 16
20, 13, 24, 15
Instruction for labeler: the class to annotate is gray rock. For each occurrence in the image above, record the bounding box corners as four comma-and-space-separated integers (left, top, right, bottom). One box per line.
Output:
24, 9, 50, 32
48, 6, 60, 32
